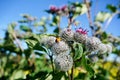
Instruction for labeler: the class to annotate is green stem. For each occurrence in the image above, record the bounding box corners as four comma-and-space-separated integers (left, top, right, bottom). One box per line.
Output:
67, 71, 71, 80
70, 45, 75, 80
49, 55, 55, 73
71, 66, 74, 80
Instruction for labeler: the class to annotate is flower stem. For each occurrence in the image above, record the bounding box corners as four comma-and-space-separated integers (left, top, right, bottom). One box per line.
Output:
49, 55, 55, 73
67, 71, 71, 80
71, 66, 74, 80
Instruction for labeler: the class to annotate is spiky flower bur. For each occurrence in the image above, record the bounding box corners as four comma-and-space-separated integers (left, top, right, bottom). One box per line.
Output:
88, 53, 98, 63
98, 43, 107, 54
51, 40, 70, 55
106, 44, 112, 53
60, 28, 74, 42
74, 28, 88, 44
40, 36, 56, 47
54, 54, 73, 71
86, 37, 101, 52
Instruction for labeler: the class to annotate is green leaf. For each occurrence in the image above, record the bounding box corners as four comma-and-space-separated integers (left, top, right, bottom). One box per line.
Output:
53, 27, 59, 34
80, 4, 87, 15
10, 70, 25, 80
8, 24, 14, 33
52, 72, 65, 80
20, 25, 31, 32
33, 71, 48, 79
18, 20, 28, 23
53, 16, 60, 24
33, 43, 46, 52
81, 54, 94, 77
95, 12, 111, 23
73, 43, 83, 61
107, 4, 117, 12
25, 39, 38, 49
101, 32, 108, 39
50, 22, 57, 26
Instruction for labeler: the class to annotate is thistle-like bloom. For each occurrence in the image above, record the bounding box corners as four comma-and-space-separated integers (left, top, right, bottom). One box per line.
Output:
74, 27, 88, 44
86, 37, 101, 52
106, 44, 112, 53
40, 36, 56, 47
60, 28, 74, 41
51, 40, 70, 55
98, 43, 107, 54
54, 54, 73, 71
88, 54, 98, 63
50, 5, 58, 13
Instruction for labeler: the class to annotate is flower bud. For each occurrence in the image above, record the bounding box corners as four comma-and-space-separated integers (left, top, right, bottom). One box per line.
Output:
60, 28, 74, 42
106, 44, 112, 53
54, 54, 73, 71
51, 40, 70, 55
40, 36, 56, 47
86, 37, 101, 52
88, 54, 98, 63
98, 43, 107, 54
74, 28, 88, 44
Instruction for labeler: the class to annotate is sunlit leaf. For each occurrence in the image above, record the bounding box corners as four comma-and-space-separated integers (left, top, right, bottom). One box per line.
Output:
95, 12, 112, 23
20, 25, 32, 32
25, 39, 38, 49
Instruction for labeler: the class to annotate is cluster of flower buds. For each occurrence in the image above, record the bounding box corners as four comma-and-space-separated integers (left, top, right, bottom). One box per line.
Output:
60, 27, 112, 54
47, 4, 80, 17
47, 5, 68, 15
41, 27, 112, 71
40, 36, 73, 71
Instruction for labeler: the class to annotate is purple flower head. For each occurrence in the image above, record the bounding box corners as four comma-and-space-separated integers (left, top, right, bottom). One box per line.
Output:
76, 27, 88, 35
50, 5, 59, 13
61, 5, 67, 11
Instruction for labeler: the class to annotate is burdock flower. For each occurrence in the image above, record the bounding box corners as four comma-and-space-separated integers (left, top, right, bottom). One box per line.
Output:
74, 27, 88, 44
86, 37, 101, 52
88, 54, 98, 63
106, 44, 112, 53
54, 54, 73, 71
49, 5, 58, 14
98, 43, 107, 54
51, 38, 70, 55
60, 28, 74, 41
40, 36, 56, 47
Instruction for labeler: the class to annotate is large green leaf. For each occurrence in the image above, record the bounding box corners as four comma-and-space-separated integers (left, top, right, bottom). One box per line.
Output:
81, 54, 94, 77
73, 43, 83, 61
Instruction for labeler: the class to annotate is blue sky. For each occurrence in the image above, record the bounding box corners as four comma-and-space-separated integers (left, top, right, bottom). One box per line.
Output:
0, 0, 120, 38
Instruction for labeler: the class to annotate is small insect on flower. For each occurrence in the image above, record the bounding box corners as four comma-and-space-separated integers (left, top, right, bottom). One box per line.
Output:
86, 37, 101, 52
54, 54, 73, 71
74, 27, 88, 44
51, 39, 70, 55
55, 37, 61, 43
60, 28, 74, 42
